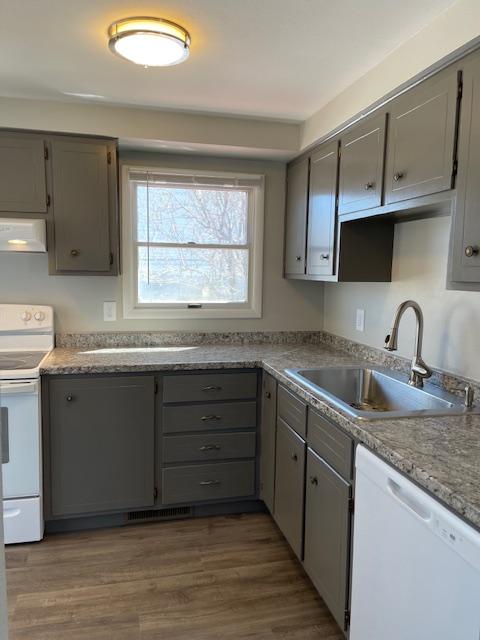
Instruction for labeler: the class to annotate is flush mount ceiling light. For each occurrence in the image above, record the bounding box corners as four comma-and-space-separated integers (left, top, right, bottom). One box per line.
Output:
108, 17, 190, 67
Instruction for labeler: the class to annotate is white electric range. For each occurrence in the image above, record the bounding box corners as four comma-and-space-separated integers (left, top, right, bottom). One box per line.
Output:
0, 304, 53, 544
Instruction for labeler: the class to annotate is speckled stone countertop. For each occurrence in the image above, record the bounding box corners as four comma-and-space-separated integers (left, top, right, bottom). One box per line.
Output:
41, 340, 480, 531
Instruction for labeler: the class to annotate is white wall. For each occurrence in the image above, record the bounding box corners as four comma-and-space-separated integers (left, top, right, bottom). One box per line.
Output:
0, 152, 325, 333
301, 0, 480, 149
324, 214, 480, 381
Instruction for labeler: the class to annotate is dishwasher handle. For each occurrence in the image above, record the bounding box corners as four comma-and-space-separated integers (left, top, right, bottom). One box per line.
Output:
0, 380, 38, 395
387, 478, 432, 521
0, 407, 8, 464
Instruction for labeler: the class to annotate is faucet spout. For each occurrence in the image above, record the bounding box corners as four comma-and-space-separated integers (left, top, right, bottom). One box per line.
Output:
384, 300, 432, 388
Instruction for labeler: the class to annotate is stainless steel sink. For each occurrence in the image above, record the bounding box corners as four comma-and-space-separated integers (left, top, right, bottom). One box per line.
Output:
285, 366, 479, 420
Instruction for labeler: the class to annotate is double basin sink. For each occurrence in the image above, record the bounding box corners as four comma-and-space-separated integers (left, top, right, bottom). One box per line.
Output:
285, 366, 479, 420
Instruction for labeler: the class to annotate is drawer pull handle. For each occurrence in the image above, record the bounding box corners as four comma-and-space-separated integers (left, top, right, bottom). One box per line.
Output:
320, 253, 330, 260
200, 414, 221, 422
199, 480, 220, 486
199, 444, 221, 452
291, 453, 298, 461
310, 476, 318, 485
202, 385, 222, 392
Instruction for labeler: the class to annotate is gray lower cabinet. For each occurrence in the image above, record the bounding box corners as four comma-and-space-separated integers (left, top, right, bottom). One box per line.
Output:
50, 137, 118, 275
46, 376, 155, 517
450, 52, 480, 285
385, 66, 459, 204
304, 448, 352, 632
0, 132, 47, 214
338, 113, 386, 215
285, 158, 309, 275
259, 372, 277, 513
274, 418, 306, 559
306, 141, 338, 277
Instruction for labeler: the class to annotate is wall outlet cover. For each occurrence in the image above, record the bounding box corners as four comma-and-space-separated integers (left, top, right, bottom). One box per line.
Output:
103, 301, 117, 322
356, 308, 365, 332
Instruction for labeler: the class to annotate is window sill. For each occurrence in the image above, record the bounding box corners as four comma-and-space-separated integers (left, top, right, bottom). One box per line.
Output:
122, 305, 262, 320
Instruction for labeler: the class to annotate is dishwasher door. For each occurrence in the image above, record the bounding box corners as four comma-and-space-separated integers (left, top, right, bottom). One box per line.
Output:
350, 445, 480, 640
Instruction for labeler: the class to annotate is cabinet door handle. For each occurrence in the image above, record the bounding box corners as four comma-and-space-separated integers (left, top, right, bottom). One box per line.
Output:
66, 394, 74, 402
320, 253, 330, 260
465, 245, 479, 257
200, 414, 221, 422
393, 172, 404, 182
310, 476, 318, 485
202, 385, 222, 392
265, 391, 271, 399
199, 480, 220, 486
295, 256, 302, 261
70, 249, 79, 257
291, 452, 298, 461
199, 444, 221, 452
364, 181, 374, 190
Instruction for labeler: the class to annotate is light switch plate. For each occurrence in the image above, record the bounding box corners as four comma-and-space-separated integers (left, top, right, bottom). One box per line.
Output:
103, 301, 117, 322
356, 308, 365, 332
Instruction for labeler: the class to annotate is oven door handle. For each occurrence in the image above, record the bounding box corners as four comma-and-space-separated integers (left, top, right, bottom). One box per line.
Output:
1, 407, 8, 464
0, 380, 38, 395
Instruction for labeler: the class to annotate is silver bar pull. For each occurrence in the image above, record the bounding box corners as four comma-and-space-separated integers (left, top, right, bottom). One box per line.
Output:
200, 414, 221, 422
199, 480, 220, 486
199, 444, 221, 452
1, 407, 9, 464
202, 385, 222, 392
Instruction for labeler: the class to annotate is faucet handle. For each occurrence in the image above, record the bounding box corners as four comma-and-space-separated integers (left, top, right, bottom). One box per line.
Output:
452, 384, 475, 408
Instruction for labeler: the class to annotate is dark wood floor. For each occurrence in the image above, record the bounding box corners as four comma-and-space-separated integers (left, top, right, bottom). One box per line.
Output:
5, 513, 343, 639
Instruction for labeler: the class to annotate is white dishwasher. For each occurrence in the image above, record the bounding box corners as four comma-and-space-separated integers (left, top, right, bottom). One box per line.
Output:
350, 445, 480, 640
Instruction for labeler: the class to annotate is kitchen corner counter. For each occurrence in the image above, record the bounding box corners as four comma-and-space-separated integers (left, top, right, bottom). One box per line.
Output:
41, 342, 480, 531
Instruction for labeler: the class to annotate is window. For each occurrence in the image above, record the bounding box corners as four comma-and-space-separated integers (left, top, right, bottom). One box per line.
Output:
122, 166, 264, 319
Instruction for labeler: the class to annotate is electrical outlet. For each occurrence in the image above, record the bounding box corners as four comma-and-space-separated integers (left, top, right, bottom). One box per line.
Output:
356, 308, 365, 332
103, 301, 117, 322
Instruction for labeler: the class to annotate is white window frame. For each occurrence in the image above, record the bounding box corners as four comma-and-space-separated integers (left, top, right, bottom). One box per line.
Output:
121, 164, 264, 319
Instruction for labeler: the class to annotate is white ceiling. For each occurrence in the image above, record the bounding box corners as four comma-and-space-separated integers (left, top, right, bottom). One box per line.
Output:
0, 0, 458, 121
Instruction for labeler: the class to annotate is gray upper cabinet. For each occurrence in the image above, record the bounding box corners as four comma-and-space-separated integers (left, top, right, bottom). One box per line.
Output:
339, 113, 386, 215
259, 372, 277, 514
50, 138, 117, 274
450, 53, 480, 284
47, 375, 155, 517
0, 133, 47, 214
304, 448, 351, 632
274, 418, 306, 559
306, 141, 338, 277
385, 67, 459, 204
285, 158, 309, 275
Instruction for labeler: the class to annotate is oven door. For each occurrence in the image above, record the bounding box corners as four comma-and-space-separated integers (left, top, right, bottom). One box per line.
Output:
0, 379, 40, 499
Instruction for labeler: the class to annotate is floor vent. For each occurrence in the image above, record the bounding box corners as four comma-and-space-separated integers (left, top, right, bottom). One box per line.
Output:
127, 506, 192, 522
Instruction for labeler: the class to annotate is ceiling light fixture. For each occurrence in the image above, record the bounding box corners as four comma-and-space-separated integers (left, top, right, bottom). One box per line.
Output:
108, 17, 190, 67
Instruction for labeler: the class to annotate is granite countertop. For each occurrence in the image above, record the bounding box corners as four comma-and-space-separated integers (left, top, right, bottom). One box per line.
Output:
41, 342, 480, 531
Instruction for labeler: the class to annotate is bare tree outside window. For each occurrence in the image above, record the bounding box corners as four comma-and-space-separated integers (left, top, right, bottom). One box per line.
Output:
136, 184, 250, 304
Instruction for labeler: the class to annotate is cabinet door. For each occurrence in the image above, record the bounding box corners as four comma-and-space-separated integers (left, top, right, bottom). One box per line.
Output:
304, 448, 351, 631
306, 142, 338, 276
259, 372, 277, 513
0, 133, 47, 213
274, 418, 305, 559
339, 113, 386, 215
48, 376, 155, 517
385, 68, 459, 204
451, 55, 480, 283
51, 139, 116, 273
285, 158, 309, 275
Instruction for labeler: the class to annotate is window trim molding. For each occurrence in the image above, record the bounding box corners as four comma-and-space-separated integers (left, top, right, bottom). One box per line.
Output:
121, 164, 264, 319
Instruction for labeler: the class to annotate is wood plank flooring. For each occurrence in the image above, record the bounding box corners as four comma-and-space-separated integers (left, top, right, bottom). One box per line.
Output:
5, 513, 343, 639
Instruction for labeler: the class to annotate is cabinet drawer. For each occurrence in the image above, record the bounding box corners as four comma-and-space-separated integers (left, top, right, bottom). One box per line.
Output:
163, 372, 257, 403
163, 432, 256, 464
162, 461, 256, 505
163, 401, 257, 434
277, 385, 307, 438
308, 409, 353, 480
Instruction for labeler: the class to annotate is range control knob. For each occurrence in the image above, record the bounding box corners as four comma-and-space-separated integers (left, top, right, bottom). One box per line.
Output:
21, 311, 32, 322
34, 311, 45, 321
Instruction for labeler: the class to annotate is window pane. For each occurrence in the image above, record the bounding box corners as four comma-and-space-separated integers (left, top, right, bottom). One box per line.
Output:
137, 247, 249, 304
136, 184, 248, 244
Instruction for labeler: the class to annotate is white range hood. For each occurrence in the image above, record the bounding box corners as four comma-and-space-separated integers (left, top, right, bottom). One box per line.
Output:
0, 218, 46, 253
